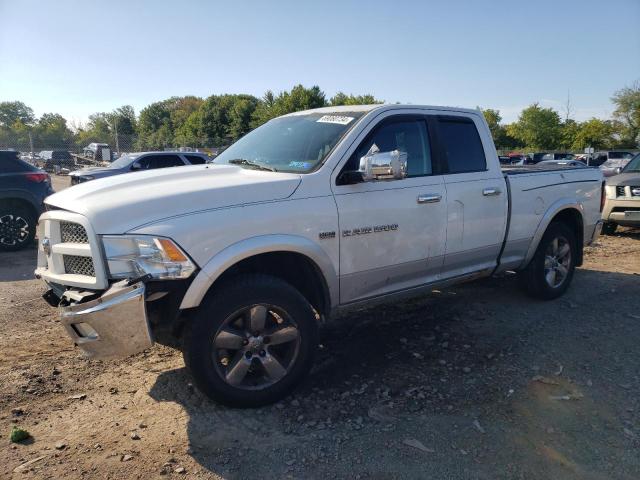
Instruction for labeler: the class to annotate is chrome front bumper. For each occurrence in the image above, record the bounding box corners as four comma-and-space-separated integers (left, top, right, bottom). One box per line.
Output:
59, 281, 153, 358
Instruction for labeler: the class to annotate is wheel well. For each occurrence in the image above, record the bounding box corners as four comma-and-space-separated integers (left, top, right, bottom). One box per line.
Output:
212, 251, 331, 317
1, 198, 38, 222
550, 208, 584, 266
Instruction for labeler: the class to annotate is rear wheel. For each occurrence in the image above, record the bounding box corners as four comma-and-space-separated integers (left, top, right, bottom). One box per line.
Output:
183, 274, 318, 407
0, 204, 36, 251
519, 222, 576, 300
601, 222, 617, 235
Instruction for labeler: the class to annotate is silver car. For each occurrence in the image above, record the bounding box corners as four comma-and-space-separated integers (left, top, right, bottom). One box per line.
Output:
602, 153, 640, 234
69, 151, 210, 185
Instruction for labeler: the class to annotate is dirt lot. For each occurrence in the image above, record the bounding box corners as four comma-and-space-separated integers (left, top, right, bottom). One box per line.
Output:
1, 177, 639, 479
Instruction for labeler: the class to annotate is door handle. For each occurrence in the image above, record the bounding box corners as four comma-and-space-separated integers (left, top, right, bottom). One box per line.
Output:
482, 187, 502, 196
417, 194, 442, 204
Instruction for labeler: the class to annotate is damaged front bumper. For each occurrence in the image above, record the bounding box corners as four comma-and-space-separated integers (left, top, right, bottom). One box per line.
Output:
56, 280, 153, 358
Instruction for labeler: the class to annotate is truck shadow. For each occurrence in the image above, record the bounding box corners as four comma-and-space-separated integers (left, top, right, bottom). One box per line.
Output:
148, 267, 640, 479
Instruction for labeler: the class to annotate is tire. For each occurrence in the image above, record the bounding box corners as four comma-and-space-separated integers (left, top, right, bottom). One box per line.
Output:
182, 274, 319, 408
519, 222, 577, 300
0, 204, 36, 251
601, 222, 617, 235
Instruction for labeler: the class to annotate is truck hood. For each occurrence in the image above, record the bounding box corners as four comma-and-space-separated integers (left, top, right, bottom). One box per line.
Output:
606, 172, 640, 186
46, 164, 302, 233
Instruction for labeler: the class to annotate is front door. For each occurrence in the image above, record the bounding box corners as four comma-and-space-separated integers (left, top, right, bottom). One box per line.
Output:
332, 114, 448, 304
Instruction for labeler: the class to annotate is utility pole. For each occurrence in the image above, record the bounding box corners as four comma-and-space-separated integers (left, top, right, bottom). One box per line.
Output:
114, 117, 119, 154
28, 131, 34, 155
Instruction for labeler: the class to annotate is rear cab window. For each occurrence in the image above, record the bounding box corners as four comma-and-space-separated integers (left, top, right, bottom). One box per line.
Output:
437, 116, 487, 173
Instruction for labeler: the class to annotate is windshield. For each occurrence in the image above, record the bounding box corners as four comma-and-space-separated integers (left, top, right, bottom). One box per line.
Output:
109, 153, 138, 169
214, 112, 365, 173
622, 153, 640, 172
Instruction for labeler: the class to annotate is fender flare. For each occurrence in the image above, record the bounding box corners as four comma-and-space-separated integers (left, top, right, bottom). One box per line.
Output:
521, 198, 584, 268
179, 234, 338, 310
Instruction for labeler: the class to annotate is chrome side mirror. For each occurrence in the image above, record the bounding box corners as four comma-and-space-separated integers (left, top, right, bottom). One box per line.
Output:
130, 161, 142, 171
358, 148, 407, 181
615, 167, 622, 175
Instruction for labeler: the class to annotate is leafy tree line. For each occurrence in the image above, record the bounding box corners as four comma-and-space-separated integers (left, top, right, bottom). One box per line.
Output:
0, 85, 382, 152
1, 82, 639, 153
482, 80, 640, 152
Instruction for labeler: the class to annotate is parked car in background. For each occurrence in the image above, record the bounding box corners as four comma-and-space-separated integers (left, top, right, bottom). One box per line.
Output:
527, 152, 548, 164
36, 104, 604, 406
602, 153, 640, 234
0, 150, 53, 250
600, 154, 635, 177
537, 159, 586, 168
69, 151, 210, 184
507, 153, 529, 165
83, 143, 114, 162
39, 150, 75, 173
590, 151, 633, 167
541, 153, 575, 161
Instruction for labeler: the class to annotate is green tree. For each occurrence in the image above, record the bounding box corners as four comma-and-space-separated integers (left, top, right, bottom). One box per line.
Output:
109, 105, 137, 135
200, 94, 259, 146
0, 101, 35, 127
506, 103, 562, 149
571, 119, 615, 151
251, 85, 326, 127
329, 92, 381, 106
611, 80, 640, 147
136, 101, 173, 149
560, 119, 580, 150
34, 113, 75, 148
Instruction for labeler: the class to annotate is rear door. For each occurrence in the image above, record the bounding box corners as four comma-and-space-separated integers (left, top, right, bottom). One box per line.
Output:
332, 112, 448, 303
435, 114, 508, 278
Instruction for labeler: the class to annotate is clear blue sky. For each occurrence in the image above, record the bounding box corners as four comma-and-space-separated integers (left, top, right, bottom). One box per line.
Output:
1, 0, 638, 125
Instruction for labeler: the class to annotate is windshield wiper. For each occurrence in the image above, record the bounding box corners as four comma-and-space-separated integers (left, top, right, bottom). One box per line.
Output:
227, 158, 277, 172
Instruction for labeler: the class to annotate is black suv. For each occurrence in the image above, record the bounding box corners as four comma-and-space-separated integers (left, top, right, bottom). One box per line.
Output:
0, 150, 54, 250
39, 150, 75, 173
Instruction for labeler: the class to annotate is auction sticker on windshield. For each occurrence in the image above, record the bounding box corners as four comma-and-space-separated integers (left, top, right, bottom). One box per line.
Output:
316, 115, 354, 125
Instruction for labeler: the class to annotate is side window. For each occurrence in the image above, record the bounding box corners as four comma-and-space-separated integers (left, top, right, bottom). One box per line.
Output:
347, 119, 432, 177
438, 117, 487, 173
145, 155, 184, 169
185, 154, 206, 165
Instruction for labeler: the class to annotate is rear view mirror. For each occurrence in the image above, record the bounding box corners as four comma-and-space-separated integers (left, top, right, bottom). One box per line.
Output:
358, 146, 407, 181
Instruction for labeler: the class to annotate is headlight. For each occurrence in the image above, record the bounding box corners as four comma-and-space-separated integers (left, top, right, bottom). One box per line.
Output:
102, 235, 196, 280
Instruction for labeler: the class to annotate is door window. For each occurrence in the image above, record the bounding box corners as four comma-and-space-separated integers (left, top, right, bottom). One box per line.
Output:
346, 119, 432, 177
139, 155, 184, 169
438, 117, 487, 173
184, 154, 206, 165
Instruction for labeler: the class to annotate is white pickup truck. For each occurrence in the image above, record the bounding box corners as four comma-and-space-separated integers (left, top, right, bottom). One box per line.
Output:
35, 105, 604, 407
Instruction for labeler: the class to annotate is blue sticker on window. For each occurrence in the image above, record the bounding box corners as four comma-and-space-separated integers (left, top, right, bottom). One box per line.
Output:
288, 161, 311, 169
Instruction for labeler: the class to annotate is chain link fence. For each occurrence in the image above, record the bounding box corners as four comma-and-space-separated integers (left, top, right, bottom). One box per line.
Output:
0, 132, 220, 173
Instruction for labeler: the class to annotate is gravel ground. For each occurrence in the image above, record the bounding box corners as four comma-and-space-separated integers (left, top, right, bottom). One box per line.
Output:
0, 175, 638, 479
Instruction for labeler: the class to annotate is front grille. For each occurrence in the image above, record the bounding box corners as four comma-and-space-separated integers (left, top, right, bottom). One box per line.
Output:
616, 186, 626, 197
63, 255, 95, 277
612, 207, 640, 213
60, 222, 88, 243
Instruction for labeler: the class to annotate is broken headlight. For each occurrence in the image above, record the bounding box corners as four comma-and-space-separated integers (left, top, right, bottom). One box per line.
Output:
101, 235, 196, 280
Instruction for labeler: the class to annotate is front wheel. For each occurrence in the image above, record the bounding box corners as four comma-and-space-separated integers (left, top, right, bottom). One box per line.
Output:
519, 222, 576, 300
182, 274, 318, 407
